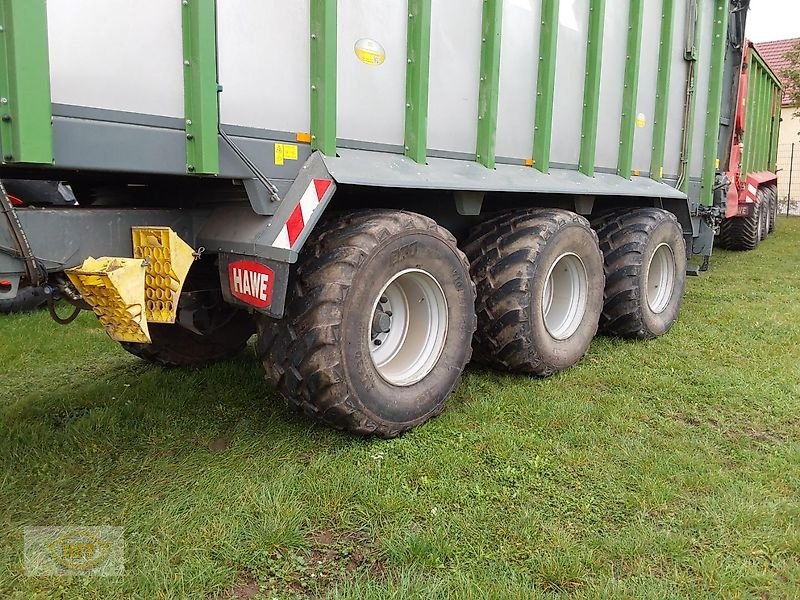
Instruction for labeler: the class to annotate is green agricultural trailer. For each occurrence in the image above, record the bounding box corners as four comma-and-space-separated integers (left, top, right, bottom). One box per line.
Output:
0, 0, 778, 436
717, 39, 782, 250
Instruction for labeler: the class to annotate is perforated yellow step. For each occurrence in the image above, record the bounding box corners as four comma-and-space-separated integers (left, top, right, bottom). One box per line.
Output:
66, 257, 150, 343
132, 228, 195, 324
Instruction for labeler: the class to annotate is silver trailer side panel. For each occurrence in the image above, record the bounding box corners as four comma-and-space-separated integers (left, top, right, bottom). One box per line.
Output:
595, 0, 631, 172
690, 0, 716, 177
217, 0, 311, 134
337, 0, 408, 148
551, 0, 590, 168
47, 0, 184, 119
664, 2, 690, 179
631, 0, 664, 175
496, 0, 540, 162
427, 0, 483, 156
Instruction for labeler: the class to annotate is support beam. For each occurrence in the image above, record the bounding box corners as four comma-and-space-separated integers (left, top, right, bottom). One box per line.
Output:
404, 0, 432, 164
579, 0, 606, 177
0, 0, 52, 165
476, 0, 503, 169
618, 0, 644, 179
310, 0, 337, 156
700, 0, 728, 206
532, 0, 559, 174
650, 0, 675, 182
181, 0, 220, 175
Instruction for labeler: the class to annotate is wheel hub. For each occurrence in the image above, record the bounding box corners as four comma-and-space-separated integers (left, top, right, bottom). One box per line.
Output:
646, 243, 676, 314
369, 269, 449, 387
542, 253, 589, 340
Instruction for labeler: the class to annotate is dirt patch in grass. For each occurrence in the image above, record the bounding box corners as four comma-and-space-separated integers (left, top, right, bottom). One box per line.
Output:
212, 573, 260, 600
252, 529, 385, 598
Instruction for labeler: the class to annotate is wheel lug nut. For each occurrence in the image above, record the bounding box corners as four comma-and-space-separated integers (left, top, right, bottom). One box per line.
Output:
385, 311, 392, 317
380, 296, 388, 304
374, 339, 382, 346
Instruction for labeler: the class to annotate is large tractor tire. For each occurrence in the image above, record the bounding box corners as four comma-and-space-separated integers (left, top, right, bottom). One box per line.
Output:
759, 189, 770, 242
257, 210, 476, 438
592, 208, 687, 340
767, 184, 778, 234
122, 262, 255, 367
463, 209, 604, 376
718, 194, 763, 251
0, 286, 48, 315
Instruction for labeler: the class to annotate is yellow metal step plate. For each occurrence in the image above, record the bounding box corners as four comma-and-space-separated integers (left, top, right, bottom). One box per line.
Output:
66, 257, 151, 343
132, 227, 195, 324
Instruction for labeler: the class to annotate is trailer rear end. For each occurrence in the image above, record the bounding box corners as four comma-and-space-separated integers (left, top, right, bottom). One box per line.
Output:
0, 0, 754, 436
718, 40, 783, 250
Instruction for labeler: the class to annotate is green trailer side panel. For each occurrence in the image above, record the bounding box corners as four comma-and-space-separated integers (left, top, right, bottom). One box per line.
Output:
700, 0, 728, 207
476, 0, 503, 169
181, 0, 219, 175
310, 0, 337, 156
404, 0, 432, 164
650, 0, 674, 182
532, 0, 559, 174
617, 0, 644, 179
579, 0, 605, 177
0, 0, 52, 164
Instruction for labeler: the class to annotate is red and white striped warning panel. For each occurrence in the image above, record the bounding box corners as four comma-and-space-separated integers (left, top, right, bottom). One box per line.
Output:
272, 179, 333, 250
745, 183, 758, 203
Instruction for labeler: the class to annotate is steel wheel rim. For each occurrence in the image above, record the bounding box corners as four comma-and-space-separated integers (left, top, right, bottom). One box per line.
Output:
369, 269, 449, 387
646, 243, 676, 314
542, 253, 589, 340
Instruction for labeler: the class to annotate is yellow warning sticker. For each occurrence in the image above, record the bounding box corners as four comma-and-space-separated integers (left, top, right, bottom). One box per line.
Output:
274, 144, 299, 166
284, 144, 298, 161
636, 113, 647, 128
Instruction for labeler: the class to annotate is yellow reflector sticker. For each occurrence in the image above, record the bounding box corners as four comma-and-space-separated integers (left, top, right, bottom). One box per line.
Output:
66, 257, 150, 343
296, 132, 312, 144
354, 38, 386, 66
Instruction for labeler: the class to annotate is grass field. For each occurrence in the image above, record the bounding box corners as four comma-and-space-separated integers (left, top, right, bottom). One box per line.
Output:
1, 218, 799, 599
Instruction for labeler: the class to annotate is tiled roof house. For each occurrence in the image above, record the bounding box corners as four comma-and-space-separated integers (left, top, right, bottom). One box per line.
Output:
755, 37, 799, 106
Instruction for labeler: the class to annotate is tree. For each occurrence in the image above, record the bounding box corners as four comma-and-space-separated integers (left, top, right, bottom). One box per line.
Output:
784, 40, 800, 120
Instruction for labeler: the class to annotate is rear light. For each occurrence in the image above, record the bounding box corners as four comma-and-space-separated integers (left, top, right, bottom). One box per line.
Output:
8, 194, 24, 207
0, 279, 12, 293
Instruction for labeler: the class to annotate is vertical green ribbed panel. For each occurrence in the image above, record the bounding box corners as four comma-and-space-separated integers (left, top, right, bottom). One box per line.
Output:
754, 68, 764, 171
618, 0, 644, 179
700, 0, 728, 207
0, 0, 52, 164
182, 0, 219, 175
476, 0, 503, 169
579, 0, 605, 177
404, 0, 431, 164
741, 53, 753, 175
758, 69, 769, 171
310, 0, 337, 156
532, 0, 559, 174
650, 0, 674, 182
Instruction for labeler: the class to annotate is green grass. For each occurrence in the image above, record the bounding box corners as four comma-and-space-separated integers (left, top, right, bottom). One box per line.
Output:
2, 219, 799, 599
